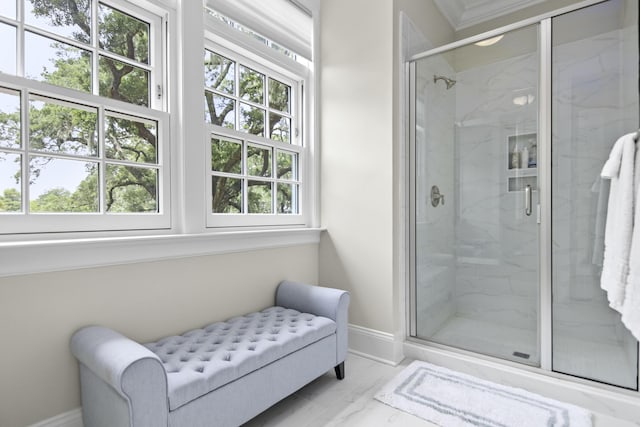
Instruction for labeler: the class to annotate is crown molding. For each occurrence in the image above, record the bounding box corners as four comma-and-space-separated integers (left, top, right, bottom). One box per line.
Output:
434, 0, 547, 31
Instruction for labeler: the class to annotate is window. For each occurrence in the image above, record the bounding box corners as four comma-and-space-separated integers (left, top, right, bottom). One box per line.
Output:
0, 0, 168, 234
204, 42, 307, 227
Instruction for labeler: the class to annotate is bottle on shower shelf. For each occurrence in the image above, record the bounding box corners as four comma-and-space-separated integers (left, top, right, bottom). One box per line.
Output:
529, 139, 537, 167
511, 144, 520, 169
521, 146, 529, 169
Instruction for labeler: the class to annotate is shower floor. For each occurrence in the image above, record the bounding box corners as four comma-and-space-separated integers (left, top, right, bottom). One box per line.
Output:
430, 315, 539, 365
429, 315, 637, 388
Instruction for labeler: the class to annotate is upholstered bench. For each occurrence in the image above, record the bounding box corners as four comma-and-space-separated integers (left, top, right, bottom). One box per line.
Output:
71, 280, 350, 427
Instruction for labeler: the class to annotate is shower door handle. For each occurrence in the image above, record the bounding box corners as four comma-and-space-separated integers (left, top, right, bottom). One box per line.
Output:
525, 185, 532, 216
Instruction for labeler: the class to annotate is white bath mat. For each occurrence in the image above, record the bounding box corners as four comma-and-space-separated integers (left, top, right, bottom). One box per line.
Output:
375, 360, 592, 427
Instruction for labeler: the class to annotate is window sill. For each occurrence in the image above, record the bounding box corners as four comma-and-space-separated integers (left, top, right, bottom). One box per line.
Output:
0, 228, 323, 278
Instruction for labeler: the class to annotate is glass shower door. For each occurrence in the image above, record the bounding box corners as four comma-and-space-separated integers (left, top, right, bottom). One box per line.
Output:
551, 0, 639, 389
412, 24, 541, 365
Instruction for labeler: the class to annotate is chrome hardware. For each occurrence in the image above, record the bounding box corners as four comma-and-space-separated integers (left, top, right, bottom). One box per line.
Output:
525, 184, 532, 216
431, 185, 445, 207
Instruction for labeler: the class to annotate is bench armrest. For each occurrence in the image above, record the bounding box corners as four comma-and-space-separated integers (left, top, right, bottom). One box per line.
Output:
71, 326, 168, 427
276, 280, 350, 363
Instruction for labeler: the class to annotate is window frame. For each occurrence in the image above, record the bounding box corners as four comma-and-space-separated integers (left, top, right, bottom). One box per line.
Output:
203, 30, 311, 229
0, 0, 170, 234
0, 0, 322, 275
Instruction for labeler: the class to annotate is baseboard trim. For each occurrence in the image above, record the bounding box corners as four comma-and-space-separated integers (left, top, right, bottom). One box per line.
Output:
348, 324, 404, 366
28, 408, 83, 427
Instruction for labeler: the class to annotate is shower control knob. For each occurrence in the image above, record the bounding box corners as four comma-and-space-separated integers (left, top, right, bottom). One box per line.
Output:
431, 185, 444, 207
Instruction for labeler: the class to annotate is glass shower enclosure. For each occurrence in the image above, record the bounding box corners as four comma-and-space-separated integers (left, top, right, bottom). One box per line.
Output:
409, 0, 638, 389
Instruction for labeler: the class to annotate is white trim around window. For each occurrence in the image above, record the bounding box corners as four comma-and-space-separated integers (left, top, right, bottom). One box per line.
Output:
0, 0, 170, 234
203, 26, 313, 229
0, 227, 322, 277
0, 74, 171, 234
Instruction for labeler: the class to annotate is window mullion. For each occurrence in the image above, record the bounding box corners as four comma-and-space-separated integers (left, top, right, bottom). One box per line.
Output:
91, 0, 99, 97
264, 76, 270, 140
272, 146, 277, 214
98, 105, 106, 213
16, 0, 24, 77
21, 87, 29, 213
242, 140, 248, 215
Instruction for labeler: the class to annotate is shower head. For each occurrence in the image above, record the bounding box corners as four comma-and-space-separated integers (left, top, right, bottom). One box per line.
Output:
433, 75, 456, 89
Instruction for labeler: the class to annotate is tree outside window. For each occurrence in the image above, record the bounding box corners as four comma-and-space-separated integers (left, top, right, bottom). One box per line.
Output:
0, 0, 161, 216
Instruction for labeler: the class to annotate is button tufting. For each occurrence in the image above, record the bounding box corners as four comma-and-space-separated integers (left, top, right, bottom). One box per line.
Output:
144, 306, 336, 404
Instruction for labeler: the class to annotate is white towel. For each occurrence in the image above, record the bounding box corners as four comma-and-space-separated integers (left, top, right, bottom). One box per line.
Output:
621, 143, 640, 340
600, 133, 637, 312
591, 176, 609, 267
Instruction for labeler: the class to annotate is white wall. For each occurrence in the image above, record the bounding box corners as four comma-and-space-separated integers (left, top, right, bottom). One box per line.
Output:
319, 0, 454, 357
0, 245, 318, 427
319, 0, 395, 334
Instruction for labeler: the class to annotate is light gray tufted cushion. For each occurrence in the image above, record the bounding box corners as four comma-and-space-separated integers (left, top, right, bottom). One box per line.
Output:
144, 306, 336, 410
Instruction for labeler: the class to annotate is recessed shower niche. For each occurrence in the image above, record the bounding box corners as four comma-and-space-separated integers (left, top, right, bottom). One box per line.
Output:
409, 0, 639, 390
507, 133, 537, 192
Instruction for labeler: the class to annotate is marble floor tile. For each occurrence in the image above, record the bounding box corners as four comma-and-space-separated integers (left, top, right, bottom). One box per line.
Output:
243, 353, 638, 427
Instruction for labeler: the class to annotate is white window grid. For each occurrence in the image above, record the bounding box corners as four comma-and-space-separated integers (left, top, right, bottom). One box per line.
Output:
207, 127, 303, 226
204, 48, 296, 144
204, 39, 308, 228
0, 0, 164, 111
0, 0, 169, 234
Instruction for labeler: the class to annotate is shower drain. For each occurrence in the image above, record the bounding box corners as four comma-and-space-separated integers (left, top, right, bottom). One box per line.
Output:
513, 351, 530, 359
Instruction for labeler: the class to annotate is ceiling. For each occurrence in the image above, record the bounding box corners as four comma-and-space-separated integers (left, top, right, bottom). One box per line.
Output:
434, 0, 547, 30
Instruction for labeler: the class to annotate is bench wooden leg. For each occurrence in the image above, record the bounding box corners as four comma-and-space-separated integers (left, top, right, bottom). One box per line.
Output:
334, 362, 345, 380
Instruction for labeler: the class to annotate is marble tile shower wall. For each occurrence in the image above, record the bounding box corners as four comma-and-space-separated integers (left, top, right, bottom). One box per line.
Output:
415, 25, 638, 355
552, 27, 638, 349
415, 55, 456, 338
453, 52, 539, 331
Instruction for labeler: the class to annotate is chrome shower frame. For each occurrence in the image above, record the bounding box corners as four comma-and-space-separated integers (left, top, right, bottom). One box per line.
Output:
406, 0, 640, 398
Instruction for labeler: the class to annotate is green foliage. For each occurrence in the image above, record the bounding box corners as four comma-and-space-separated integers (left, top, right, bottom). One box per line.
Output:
105, 116, 157, 163
99, 3, 149, 63
247, 181, 271, 213
29, 100, 97, 156
0, 188, 21, 212
29, 0, 91, 43
30, 187, 74, 212
42, 43, 92, 92
99, 56, 149, 106
0, 0, 158, 215
0, 109, 21, 149
207, 63, 296, 213
212, 176, 241, 213
106, 165, 157, 212
239, 66, 264, 104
